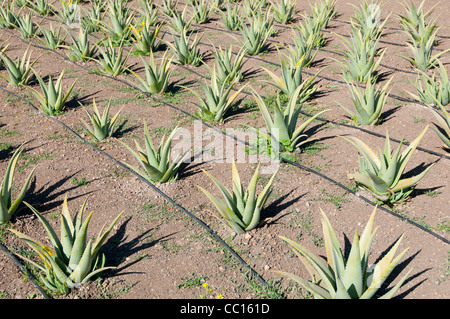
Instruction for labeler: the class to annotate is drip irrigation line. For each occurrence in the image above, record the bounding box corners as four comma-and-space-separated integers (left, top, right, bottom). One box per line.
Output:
2, 24, 449, 249
0, 242, 50, 299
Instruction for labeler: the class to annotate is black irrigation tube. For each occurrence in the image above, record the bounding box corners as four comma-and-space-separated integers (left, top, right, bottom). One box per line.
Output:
2, 25, 449, 247
0, 242, 50, 299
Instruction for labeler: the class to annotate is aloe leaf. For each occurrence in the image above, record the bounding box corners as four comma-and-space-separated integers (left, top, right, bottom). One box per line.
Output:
68, 211, 93, 270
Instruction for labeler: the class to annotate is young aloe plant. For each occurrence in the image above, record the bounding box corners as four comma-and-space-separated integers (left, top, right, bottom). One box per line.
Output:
10, 196, 123, 294
270, 0, 296, 24
343, 125, 433, 203
0, 46, 40, 87
283, 30, 318, 69
80, 98, 122, 141
276, 207, 412, 299
209, 44, 247, 84
137, 0, 159, 27
159, 0, 178, 17
28, 0, 55, 16
94, 39, 131, 76
28, 69, 76, 115
220, 3, 242, 31
168, 5, 193, 34
119, 122, 189, 183
66, 28, 97, 62
0, 143, 36, 224
130, 22, 164, 55
253, 86, 329, 152
311, 0, 336, 29
408, 59, 449, 107
183, 67, 246, 123
398, 0, 437, 41
262, 50, 320, 103
131, 50, 173, 94
81, 2, 104, 33
167, 27, 204, 66
0, 2, 19, 29
297, 12, 325, 49
350, 0, 388, 39
100, 2, 134, 45
339, 77, 394, 126
190, 0, 212, 24
16, 13, 38, 39
401, 31, 450, 72
198, 161, 277, 234
239, 17, 272, 55
39, 23, 66, 50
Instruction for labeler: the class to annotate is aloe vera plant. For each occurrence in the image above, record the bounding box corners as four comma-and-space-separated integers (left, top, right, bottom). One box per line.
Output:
262, 51, 320, 102
408, 59, 449, 107
168, 6, 193, 34
210, 44, 246, 84
66, 28, 97, 62
271, 0, 296, 24
159, 0, 178, 17
198, 161, 277, 234
343, 125, 433, 203
130, 22, 164, 55
276, 207, 412, 299
131, 50, 173, 94
183, 67, 246, 123
137, 0, 158, 27
10, 196, 123, 294
331, 25, 386, 83
0, 46, 39, 87
220, 3, 242, 31
0, 143, 36, 224
16, 12, 38, 39
0, 2, 19, 29
339, 77, 394, 126
311, 0, 336, 29
190, 0, 212, 24
253, 86, 329, 152
283, 30, 318, 69
119, 123, 189, 183
239, 16, 272, 55
350, 0, 387, 39
401, 31, 450, 72
297, 12, 325, 49
167, 27, 204, 66
398, 0, 437, 41
100, 2, 134, 45
28, 69, 76, 115
28, 0, 54, 16
81, 2, 104, 32
80, 98, 121, 141
94, 39, 131, 76
39, 23, 66, 49
428, 98, 450, 150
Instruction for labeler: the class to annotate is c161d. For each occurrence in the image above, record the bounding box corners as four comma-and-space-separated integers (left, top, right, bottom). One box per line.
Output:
224, 303, 269, 314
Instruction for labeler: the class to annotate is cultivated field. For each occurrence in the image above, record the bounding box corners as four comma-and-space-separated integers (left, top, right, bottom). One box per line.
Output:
0, 0, 448, 299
